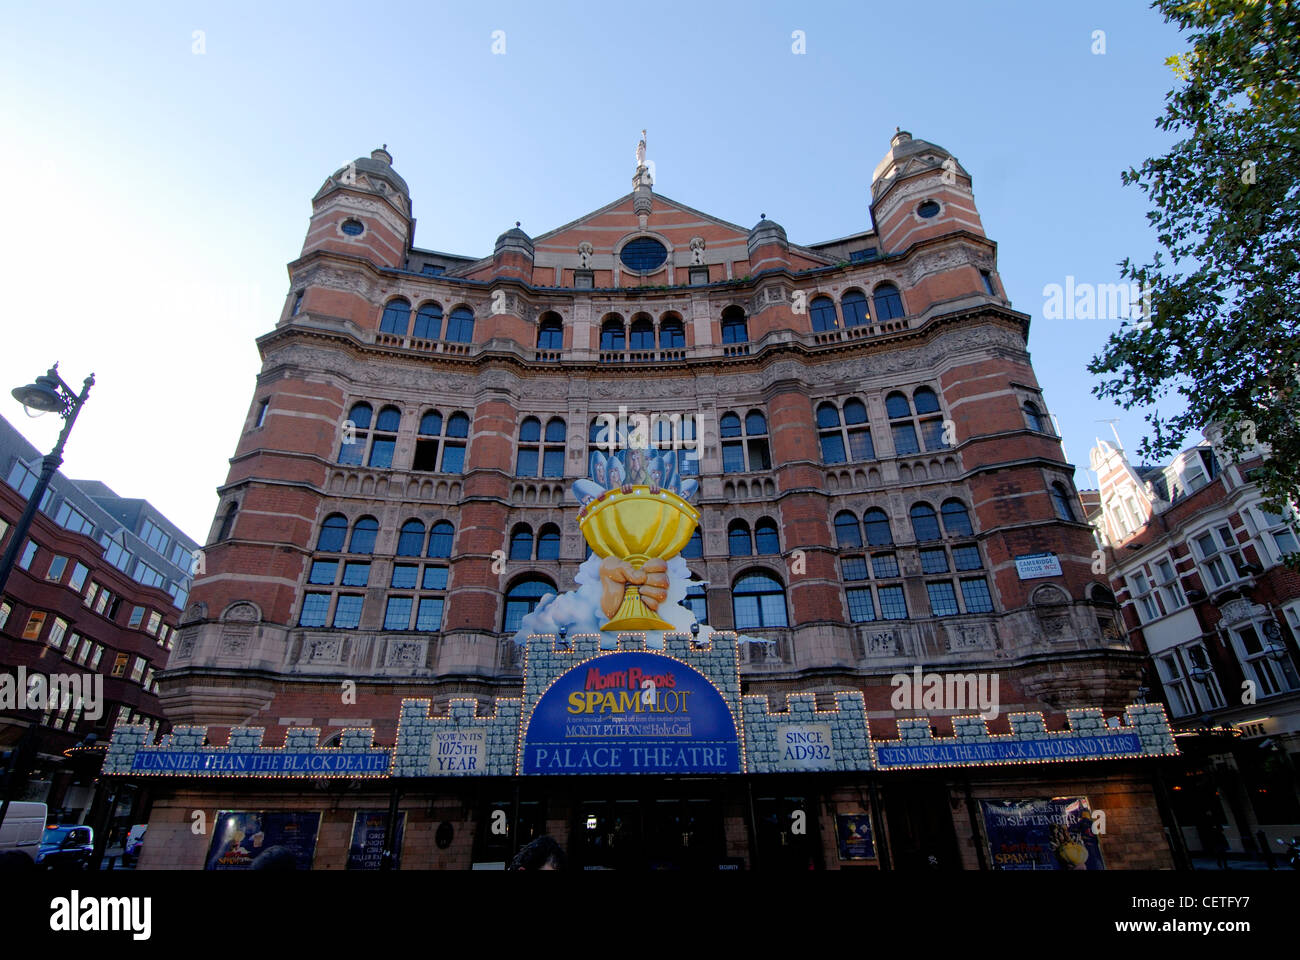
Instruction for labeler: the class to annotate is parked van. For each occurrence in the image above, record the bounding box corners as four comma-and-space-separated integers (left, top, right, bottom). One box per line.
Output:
0, 802, 49, 863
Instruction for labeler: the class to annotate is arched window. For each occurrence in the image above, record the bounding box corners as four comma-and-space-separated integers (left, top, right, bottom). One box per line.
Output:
216, 501, 239, 541
721, 306, 748, 344
396, 520, 425, 556
380, 298, 411, 336
885, 392, 911, 420
913, 387, 941, 415
682, 527, 703, 559
504, 577, 556, 633
428, 521, 454, 558
941, 499, 974, 537
755, 518, 780, 555
629, 317, 654, 351
835, 511, 863, 548
537, 524, 561, 560
1052, 482, 1076, 521
445, 306, 475, 343
732, 570, 788, 628
659, 316, 685, 348
413, 409, 467, 473
728, 520, 753, 557
910, 503, 941, 542
338, 402, 373, 465
873, 283, 905, 321
863, 508, 893, 546
810, 296, 838, 332
819, 400, 875, 463
317, 514, 348, 552
818, 403, 845, 464
413, 302, 443, 340
1024, 401, 1047, 432
349, 516, 379, 554
841, 290, 870, 328
368, 405, 401, 468
600, 317, 625, 352
721, 410, 770, 474
437, 412, 469, 474
517, 417, 565, 477
537, 312, 563, 350
509, 524, 534, 561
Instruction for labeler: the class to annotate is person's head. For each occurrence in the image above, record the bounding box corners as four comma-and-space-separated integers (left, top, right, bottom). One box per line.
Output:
509, 835, 566, 871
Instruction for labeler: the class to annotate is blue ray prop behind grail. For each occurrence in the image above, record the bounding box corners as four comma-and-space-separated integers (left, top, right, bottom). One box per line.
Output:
512, 427, 703, 642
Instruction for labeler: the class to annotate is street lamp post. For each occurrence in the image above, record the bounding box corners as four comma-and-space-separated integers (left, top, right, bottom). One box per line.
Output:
0, 364, 93, 833
0, 364, 94, 597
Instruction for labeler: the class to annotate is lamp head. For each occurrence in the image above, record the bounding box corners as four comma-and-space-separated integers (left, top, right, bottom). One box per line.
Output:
690, 621, 700, 637
11, 370, 65, 414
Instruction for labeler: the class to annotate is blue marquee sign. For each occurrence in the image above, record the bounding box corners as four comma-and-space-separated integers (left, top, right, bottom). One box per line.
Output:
521, 651, 741, 775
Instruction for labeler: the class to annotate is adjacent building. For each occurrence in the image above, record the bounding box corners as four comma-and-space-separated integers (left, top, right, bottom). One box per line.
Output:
1087, 433, 1300, 855
0, 414, 198, 824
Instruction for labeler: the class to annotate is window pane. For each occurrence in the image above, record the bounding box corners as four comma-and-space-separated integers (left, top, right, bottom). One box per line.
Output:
342, 562, 370, 586
422, 565, 449, 590
920, 548, 949, 574
835, 514, 862, 548
960, 578, 995, 613
332, 595, 364, 628
391, 564, 419, 589
383, 597, 413, 630
759, 593, 788, 627
396, 522, 425, 556
416, 597, 444, 631
871, 553, 900, 579
892, 423, 920, 455
542, 449, 564, 477
722, 442, 745, 473
309, 560, 338, 585
516, 448, 539, 476
820, 433, 846, 464
299, 593, 330, 627
441, 444, 465, 474
927, 582, 959, 616
841, 557, 868, 581
733, 595, 761, 630
941, 501, 974, 537
754, 522, 779, 555
428, 523, 454, 558
863, 511, 893, 546
847, 429, 875, 461
846, 587, 876, 622
878, 585, 908, 619
349, 519, 378, 554
747, 439, 771, 471
921, 419, 946, 451
952, 545, 983, 570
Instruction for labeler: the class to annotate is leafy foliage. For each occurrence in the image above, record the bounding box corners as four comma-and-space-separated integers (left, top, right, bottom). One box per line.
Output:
1089, 0, 1300, 516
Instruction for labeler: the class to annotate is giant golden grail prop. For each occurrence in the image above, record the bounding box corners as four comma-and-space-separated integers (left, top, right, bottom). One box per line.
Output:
579, 485, 700, 631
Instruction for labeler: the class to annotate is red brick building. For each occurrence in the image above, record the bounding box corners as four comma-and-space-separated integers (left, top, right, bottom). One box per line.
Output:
1088, 434, 1300, 855
141, 132, 1174, 869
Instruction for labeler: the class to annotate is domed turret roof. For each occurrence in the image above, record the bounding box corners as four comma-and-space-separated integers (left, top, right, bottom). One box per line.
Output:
871, 130, 965, 194
335, 146, 409, 197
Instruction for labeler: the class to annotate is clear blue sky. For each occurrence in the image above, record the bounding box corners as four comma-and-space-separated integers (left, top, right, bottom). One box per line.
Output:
0, 1, 1187, 541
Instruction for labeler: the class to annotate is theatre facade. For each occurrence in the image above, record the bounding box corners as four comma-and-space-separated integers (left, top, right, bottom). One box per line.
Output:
111, 132, 1183, 869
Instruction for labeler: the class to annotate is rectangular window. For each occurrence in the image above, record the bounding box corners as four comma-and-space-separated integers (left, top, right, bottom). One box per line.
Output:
256, 399, 269, 428
960, 578, 995, 613
516, 448, 539, 476
69, 562, 89, 591
141, 518, 169, 554
0, 518, 8, 546
102, 536, 131, 572
22, 611, 46, 639
18, 540, 37, 570
332, 595, 364, 629
84, 581, 98, 607
46, 555, 68, 582
840, 557, 868, 582
383, 597, 413, 631
53, 501, 94, 537
920, 418, 947, 452
927, 581, 959, 617
416, 597, 444, 631
341, 562, 370, 587
721, 442, 745, 474
133, 560, 165, 589
847, 430, 875, 461
308, 560, 339, 585
1257, 508, 1299, 563
299, 592, 330, 627
90, 645, 103, 669
77, 637, 92, 665
128, 606, 146, 628
952, 544, 982, 571
689, 267, 709, 286
871, 553, 899, 579
1155, 558, 1183, 610
920, 548, 949, 574
48, 617, 68, 648
422, 565, 449, 591
0, 601, 9, 630
441, 445, 465, 475
95, 589, 111, 615
413, 439, 439, 472
146, 611, 162, 636
292, 291, 305, 314
368, 437, 396, 469
542, 448, 564, 478
62, 631, 78, 660
421, 264, 445, 276
846, 587, 876, 622
391, 564, 419, 589
6, 460, 39, 498
130, 657, 147, 682
877, 585, 908, 620
891, 423, 919, 456
980, 270, 997, 295
111, 652, 129, 678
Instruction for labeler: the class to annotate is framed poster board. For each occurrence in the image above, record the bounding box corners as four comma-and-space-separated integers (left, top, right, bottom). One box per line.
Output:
836, 813, 875, 861
205, 811, 321, 870
981, 797, 1104, 870
346, 810, 407, 870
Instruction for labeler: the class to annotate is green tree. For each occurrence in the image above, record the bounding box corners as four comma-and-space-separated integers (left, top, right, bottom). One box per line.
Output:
1089, 1, 1299, 521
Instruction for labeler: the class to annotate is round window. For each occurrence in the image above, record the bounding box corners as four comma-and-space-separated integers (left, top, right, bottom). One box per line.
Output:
341, 218, 365, 236
917, 200, 941, 219
619, 237, 668, 273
